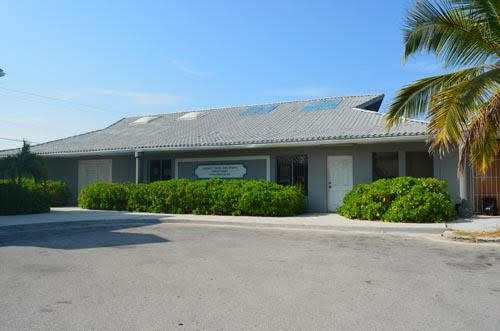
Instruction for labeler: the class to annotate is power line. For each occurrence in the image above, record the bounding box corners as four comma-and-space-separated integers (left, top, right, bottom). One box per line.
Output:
0, 86, 135, 116
0, 137, 40, 144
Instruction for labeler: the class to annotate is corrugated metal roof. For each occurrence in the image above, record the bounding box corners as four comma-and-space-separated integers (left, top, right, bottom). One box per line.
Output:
0, 94, 429, 156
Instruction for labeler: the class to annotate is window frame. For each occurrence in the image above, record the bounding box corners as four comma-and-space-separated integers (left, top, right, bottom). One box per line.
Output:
372, 152, 399, 181
405, 151, 434, 178
276, 155, 308, 194
149, 159, 172, 182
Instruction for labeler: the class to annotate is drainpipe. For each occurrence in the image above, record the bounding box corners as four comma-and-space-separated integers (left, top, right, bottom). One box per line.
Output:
135, 151, 144, 184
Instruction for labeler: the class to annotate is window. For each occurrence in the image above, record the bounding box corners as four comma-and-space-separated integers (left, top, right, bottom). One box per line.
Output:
406, 151, 433, 178
149, 160, 172, 182
276, 155, 308, 193
372, 152, 398, 180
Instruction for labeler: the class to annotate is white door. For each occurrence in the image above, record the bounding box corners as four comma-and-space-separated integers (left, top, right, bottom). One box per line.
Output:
78, 159, 112, 192
327, 155, 353, 212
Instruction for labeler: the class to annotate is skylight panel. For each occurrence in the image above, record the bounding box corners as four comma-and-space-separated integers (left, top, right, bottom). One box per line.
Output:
131, 116, 158, 124
240, 104, 278, 116
178, 112, 204, 120
301, 98, 342, 113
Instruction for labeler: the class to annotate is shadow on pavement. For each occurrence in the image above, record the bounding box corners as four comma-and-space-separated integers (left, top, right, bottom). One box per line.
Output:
0, 219, 168, 250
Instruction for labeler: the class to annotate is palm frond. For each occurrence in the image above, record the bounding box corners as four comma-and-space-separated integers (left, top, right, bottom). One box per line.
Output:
386, 65, 487, 129
459, 91, 500, 173
404, 0, 499, 68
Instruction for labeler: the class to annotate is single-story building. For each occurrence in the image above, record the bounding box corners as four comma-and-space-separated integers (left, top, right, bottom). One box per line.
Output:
2, 93, 496, 213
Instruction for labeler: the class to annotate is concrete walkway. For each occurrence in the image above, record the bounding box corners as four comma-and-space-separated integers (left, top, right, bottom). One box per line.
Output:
1, 207, 499, 235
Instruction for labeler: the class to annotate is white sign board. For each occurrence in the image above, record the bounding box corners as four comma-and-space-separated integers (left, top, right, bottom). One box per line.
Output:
195, 164, 247, 179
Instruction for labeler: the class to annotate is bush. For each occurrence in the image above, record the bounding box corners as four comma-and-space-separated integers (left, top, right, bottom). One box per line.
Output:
0, 178, 70, 215
127, 183, 152, 212
383, 178, 457, 223
18, 178, 71, 207
41, 180, 71, 206
78, 182, 131, 210
338, 177, 456, 223
0, 181, 50, 215
78, 179, 306, 216
237, 180, 305, 216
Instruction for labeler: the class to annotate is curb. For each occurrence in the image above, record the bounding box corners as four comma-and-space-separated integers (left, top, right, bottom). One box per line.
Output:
159, 218, 445, 235
0, 217, 445, 236
442, 230, 500, 243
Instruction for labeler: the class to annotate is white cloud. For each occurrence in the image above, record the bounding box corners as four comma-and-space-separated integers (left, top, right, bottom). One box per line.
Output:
94, 89, 182, 106
170, 60, 205, 76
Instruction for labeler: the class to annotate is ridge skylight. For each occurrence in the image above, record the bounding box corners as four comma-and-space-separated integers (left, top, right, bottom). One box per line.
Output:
131, 116, 158, 124
240, 104, 278, 116
301, 98, 342, 113
178, 112, 204, 121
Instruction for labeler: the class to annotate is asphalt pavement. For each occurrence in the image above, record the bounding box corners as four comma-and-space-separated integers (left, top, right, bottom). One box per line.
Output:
0, 220, 499, 330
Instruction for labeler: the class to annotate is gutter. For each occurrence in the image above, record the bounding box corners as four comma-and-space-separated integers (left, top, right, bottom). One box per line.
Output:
32, 135, 430, 158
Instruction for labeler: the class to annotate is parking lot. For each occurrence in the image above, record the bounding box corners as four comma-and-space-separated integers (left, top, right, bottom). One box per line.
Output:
0, 220, 499, 330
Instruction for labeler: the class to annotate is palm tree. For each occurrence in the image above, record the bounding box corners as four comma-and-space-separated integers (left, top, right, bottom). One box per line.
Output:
386, 0, 499, 174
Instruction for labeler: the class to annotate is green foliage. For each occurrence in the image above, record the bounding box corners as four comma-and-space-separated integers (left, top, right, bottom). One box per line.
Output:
338, 177, 457, 223
0, 142, 47, 182
237, 180, 305, 216
40, 180, 72, 207
0, 178, 70, 215
79, 179, 305, 216
127, 184, 152, 212
17, 178, 71, 207
387, 0, 500, 173
78, 182, 131, 211
0, 181, 50, 215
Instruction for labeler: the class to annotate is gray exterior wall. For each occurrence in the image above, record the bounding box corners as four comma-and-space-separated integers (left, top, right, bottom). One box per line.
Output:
44, 141, 461, 211
47, 158, 78, 204
112, 157, 136, 183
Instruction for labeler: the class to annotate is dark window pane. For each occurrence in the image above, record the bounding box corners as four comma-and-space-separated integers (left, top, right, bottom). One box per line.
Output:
149, 160, 162, 182
277, 157, 292, 185
150, 159, 172, 182
293, 155, 308, 193
406, 152, 433, 178
373, 152, 399, 180
276, 155, 308, 194
161, 160, 172, 180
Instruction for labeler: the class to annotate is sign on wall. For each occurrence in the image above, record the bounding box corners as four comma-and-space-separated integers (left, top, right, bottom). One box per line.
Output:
195, 164, 247, 179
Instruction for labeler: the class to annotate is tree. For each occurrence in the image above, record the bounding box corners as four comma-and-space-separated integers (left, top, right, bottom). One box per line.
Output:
0, 141, 47, 183
386, 0, 499, 174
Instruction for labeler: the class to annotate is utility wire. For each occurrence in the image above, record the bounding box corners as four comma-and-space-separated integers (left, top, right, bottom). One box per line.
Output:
0, 137, 40, 144
0, 86, 135, 116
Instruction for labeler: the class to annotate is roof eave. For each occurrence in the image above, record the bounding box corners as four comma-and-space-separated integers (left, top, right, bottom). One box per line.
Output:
34, 134, 429, 158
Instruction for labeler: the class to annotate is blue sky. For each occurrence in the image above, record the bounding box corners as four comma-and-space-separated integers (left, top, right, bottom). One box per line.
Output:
0, 0, 444, 150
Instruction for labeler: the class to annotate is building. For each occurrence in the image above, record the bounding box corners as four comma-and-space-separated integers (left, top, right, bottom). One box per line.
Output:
1, 94, 483, 212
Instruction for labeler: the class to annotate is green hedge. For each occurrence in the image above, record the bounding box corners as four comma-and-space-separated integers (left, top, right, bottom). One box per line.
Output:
18, 178, 71, 207
0, 181, 50, 215
79, 179, 305, 216
337, 177, 456, 223
0, 179, 71, 215
78, 182, 131, 211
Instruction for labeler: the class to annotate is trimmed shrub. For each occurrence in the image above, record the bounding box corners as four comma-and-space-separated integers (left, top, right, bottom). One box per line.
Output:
149, 179, 193, 213
237, 180, 305, 216
127, 183, 152, 212
0, 181, 50, 215
18, 178, 71, 207
338, 177, 457, 223
383, 178, 457, 223
41, 180, 71, 206
0, 178, 70, 215
77, 179, 306, 216
78, 182, 131, 210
